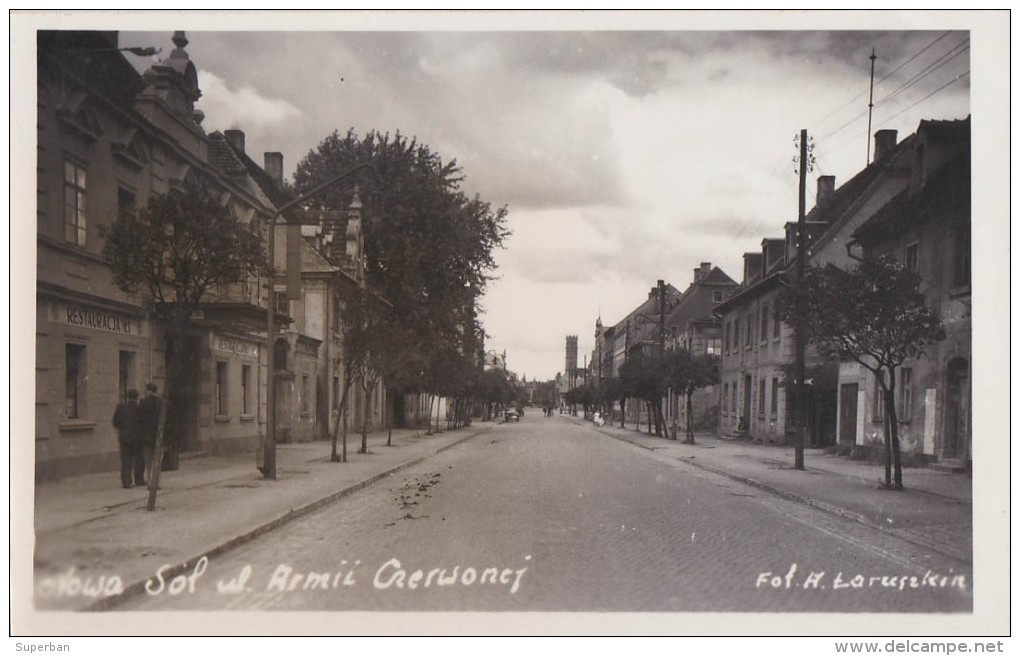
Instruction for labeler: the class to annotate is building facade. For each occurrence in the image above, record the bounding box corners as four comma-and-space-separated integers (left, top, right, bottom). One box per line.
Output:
838, 118, 971, 468
715, 128, 916, 446
35, 31, 290, 480
664, 263, 738, 432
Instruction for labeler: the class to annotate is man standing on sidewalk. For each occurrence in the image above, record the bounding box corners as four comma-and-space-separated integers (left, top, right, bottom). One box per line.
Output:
112, 389, 142, 489
138, 383, 161, 486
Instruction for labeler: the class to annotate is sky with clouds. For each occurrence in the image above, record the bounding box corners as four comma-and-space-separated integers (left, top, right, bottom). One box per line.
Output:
108, 13, 981, 381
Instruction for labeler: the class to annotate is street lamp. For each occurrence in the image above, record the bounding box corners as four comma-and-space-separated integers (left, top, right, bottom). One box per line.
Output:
262, 163, 379, 480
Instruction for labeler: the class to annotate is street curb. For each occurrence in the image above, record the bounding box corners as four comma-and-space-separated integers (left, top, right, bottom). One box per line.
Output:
82, 425, 492, 612
590, 424, 972, 565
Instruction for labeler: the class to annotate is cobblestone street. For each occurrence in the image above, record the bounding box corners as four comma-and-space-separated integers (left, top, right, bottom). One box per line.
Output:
121, 414, 972, 613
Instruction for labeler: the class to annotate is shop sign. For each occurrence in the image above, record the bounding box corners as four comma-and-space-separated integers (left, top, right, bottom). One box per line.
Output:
65, 305, 136, 335
213, 334, 259, 357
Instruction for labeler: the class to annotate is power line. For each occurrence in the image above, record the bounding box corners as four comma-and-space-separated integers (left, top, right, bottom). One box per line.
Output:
808, 31, 952, 131
876, 40, 970, 108
879, 70, 970, 125
816, 37, 969, 145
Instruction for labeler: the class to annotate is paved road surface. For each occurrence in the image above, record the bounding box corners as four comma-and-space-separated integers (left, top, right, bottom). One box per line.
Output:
122, 413, 972, 612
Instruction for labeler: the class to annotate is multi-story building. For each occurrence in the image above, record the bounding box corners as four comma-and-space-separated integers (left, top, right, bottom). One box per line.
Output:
715, 128, 917, 446
664, 262, 738, 431
35, 31, 288, 480
594, 281, 682, 425
838, 117, 971, 469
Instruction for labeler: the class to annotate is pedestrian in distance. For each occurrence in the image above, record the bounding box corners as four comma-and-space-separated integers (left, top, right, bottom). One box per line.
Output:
138, 382, 162, 486
112, 389, 141, 489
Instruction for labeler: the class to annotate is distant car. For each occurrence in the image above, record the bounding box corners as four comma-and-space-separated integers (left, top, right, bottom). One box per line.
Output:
504, 409, 519, 422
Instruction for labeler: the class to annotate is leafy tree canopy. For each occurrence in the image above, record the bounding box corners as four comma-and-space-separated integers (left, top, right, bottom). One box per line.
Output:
293, 129, 510, 358
776, 257, 945, 378
101, 185, 265, 322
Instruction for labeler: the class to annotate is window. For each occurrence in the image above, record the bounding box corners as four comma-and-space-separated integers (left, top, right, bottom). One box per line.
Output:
723, 322, 729, 352
773, 309, 781, 338
65, 344, 86, 419
706, 337, 721, 356
872, 371, 885, 423
904, 242, 919, 273
275, 292, 289, 317
731, 382, 738, 415
241, 364, 252, 415
745, 314, 753, 346
771, 377, 779, 415
216, 362, 228, 416
118, 351, 135, 404
722, 383, 728, 412
300, 374, 310, 414
898, 368, 913, 419
954, 227, 970, 287
117, 187, 136, 224
760, 304, 769, 342
712, 290, 723, 303
64, 160, 88, 246
758, 377, 766, 416
733, 321, 740, 350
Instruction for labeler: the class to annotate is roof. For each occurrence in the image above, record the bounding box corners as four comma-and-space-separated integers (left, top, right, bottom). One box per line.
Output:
852, 151, 970, 245
665, 266, 738, 327
712, 270, 786, 315
715, 125, 921, 316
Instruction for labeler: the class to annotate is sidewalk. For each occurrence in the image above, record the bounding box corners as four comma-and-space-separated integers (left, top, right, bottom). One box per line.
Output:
562, 414, 972, 564
31, 422, 495, 612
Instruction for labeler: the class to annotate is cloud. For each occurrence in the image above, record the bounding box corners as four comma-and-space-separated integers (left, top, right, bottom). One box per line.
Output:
196, 70, 304, 130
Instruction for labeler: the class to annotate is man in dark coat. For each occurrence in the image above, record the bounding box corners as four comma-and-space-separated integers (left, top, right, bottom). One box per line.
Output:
112, 389, 141, 488
138, 382, 162, 485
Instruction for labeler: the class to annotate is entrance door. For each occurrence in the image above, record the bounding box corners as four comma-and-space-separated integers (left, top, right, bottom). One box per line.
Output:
839, 383, 858, 445
944, 358, 970, 460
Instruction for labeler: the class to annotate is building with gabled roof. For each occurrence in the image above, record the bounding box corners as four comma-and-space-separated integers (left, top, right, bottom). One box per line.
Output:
35, 31, 277, 479
838, 117, 971, 469
714, 127, 917, 446
663, 263, 738, 432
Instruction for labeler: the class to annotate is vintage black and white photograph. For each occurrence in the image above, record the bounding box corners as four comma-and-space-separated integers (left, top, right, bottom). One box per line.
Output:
11, 9, 1009, 638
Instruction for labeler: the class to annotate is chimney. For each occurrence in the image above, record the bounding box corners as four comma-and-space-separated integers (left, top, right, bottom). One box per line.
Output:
816, 175, 835, 206
694, 262, 711, 283
264, 152, 284, 187
873, 129, 897, 163
224, 129, 245, 155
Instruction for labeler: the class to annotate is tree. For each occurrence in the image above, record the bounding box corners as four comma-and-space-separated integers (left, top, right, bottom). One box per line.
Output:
665, 350, 720, 444
618, 351, 668, 437
294, 130, 510, 418
101, 185, 264, 506
776, 257, 945, 489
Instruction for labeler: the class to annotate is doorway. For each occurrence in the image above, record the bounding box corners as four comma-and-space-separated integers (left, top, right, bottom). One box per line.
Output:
839, 383, 858, 445
944, 358, 970, 461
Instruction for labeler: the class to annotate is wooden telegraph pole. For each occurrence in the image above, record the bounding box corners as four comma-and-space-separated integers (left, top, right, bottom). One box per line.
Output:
794, 129, 808, 471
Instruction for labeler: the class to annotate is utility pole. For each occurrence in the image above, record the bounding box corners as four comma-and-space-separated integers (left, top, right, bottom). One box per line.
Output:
794, 129, 808, 471
866, 48, 877, 167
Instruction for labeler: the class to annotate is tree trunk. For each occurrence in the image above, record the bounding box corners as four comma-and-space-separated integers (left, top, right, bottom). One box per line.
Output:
386, 390, 392, 447
882, 387, 893, 489
147, 314, 188, 510
619, 397, 626, 428
331, 379, 351, 462
685, 389, 696, 444
360, 380, 370, 455
886, 369, 903, 490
